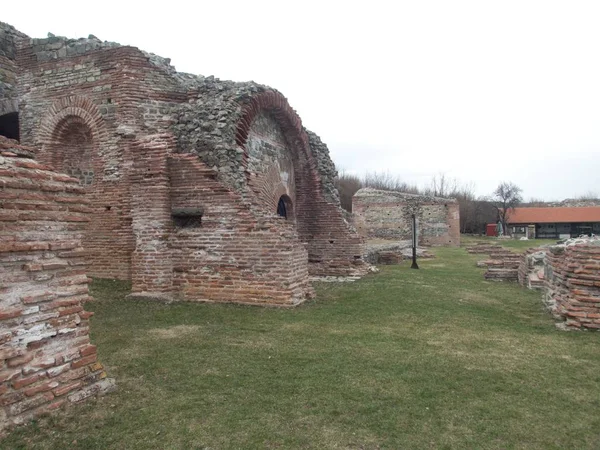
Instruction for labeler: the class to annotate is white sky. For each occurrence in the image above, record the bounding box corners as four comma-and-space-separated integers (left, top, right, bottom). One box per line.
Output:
4, 0, 600, 201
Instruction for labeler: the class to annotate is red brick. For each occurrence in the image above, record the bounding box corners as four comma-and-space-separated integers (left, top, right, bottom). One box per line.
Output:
52, 381, 82, 397
71, 354, 97, 369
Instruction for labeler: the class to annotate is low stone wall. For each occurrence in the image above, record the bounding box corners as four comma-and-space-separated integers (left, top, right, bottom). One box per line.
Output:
544, 238, 600, 330
0, 138, 114, 431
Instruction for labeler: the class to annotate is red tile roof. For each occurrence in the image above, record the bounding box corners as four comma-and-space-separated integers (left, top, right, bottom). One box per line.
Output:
507, 207, 600, 224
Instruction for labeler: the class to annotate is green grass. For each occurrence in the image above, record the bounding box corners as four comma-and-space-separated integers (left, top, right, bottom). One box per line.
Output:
461, 235, 556, 251
4, 248, 600, 449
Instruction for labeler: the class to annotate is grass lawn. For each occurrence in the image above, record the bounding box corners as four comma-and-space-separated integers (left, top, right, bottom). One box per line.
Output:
3, 246, 600, 449
461, 235, 556, 252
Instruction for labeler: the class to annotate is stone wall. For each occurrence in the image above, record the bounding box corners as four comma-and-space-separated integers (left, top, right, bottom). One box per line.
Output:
353, 188, 460, 247
0, 137, 114, 431
172, 80, 367, 279
544, 237, 600, 330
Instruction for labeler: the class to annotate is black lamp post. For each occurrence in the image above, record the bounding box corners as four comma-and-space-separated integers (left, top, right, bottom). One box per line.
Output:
411, 213, 419, 269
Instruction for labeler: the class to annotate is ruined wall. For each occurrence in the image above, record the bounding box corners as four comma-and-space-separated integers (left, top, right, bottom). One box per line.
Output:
0, 23, 27, 140
124, 134, 314, 305
174, 85, 368, 278
168, 154, 314, 305
0, 137, 114, 431
517, 247, 546, 290
544, 238, 600, 330
353, 188, 460, 247
16, 36, 189, 280
8, 22, 368, 305
246, 111, 296, 214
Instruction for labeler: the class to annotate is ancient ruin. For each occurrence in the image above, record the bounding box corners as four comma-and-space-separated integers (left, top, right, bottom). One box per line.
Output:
0, 22, 368, 307
352, 188, 460, 246
468, 237, 600, 330
543, 237, 600, 330
517, 247, 546, 290
0, 136, 115, 430
0, 20, 372, 429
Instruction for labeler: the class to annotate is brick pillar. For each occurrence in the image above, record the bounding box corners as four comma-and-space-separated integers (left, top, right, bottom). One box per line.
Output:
129, 134, 174, 299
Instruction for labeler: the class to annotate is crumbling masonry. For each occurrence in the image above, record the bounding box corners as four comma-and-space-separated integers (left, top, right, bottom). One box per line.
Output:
0, 136, 115, 430
0, 22, 367, 307
1, 21, 368, 428
352, 188, 460, 246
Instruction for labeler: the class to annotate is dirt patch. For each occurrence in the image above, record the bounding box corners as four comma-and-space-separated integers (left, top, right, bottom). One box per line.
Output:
148, 324, 202, 339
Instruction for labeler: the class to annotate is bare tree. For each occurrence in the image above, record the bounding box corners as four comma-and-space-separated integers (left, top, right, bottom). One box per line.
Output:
363, 171, 420, 194
578, 190, 600, 201
429, 172, 458, 198
492, 182, 523, 236
334, 170, 363, 212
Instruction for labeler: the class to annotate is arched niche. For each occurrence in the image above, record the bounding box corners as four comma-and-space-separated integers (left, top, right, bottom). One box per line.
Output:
49, 115, 96, 186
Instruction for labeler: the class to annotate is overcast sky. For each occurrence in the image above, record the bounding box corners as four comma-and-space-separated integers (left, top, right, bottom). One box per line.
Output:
4, 1, 600, 201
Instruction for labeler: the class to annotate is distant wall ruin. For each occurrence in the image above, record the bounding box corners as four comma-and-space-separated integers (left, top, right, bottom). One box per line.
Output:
352, 188, 460, 246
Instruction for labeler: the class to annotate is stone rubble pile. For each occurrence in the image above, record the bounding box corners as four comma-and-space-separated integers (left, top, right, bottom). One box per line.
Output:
365, 241, 434, 265
543, 236, 600, 329
517, 247, 547, 290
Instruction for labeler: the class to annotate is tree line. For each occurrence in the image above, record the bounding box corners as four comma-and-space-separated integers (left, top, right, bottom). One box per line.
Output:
335, 172, 523, 235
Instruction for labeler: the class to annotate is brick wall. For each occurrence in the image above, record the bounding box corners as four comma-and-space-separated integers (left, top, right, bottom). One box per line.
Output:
517, 247, 546, 290
353, 188, 460, 247
0, 137, 114, 431
8, 23, 369, 306
544, 240, 600, 330
167, 150, 315, 306
16, 41, 188, 280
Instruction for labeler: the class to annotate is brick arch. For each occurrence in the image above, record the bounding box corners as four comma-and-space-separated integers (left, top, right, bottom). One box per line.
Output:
235, 91, 313, 167
37, 96, 107, 146
36, 96, 107, 186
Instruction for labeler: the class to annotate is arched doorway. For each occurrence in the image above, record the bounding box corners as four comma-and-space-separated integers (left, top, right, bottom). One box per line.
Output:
277, 195, 293, 220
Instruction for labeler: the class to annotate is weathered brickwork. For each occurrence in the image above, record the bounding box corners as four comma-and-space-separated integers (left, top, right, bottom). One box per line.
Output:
517, 247, 546, 290
544, 239, 600, 330
0, 23, 26, 141
2, 23, 367, 306
353, 188, 460, 247
478, 250, 521, 281
0, 137, 115, 431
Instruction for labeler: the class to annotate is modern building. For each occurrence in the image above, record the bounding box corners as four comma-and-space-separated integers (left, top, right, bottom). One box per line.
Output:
507, 207, 600, 239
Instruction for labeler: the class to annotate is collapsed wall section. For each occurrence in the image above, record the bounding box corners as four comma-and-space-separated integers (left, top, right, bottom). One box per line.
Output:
517, 247, 546, 290
0, 138, 114, 431
544, 238, 600, 330
353, 188, 460, 247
